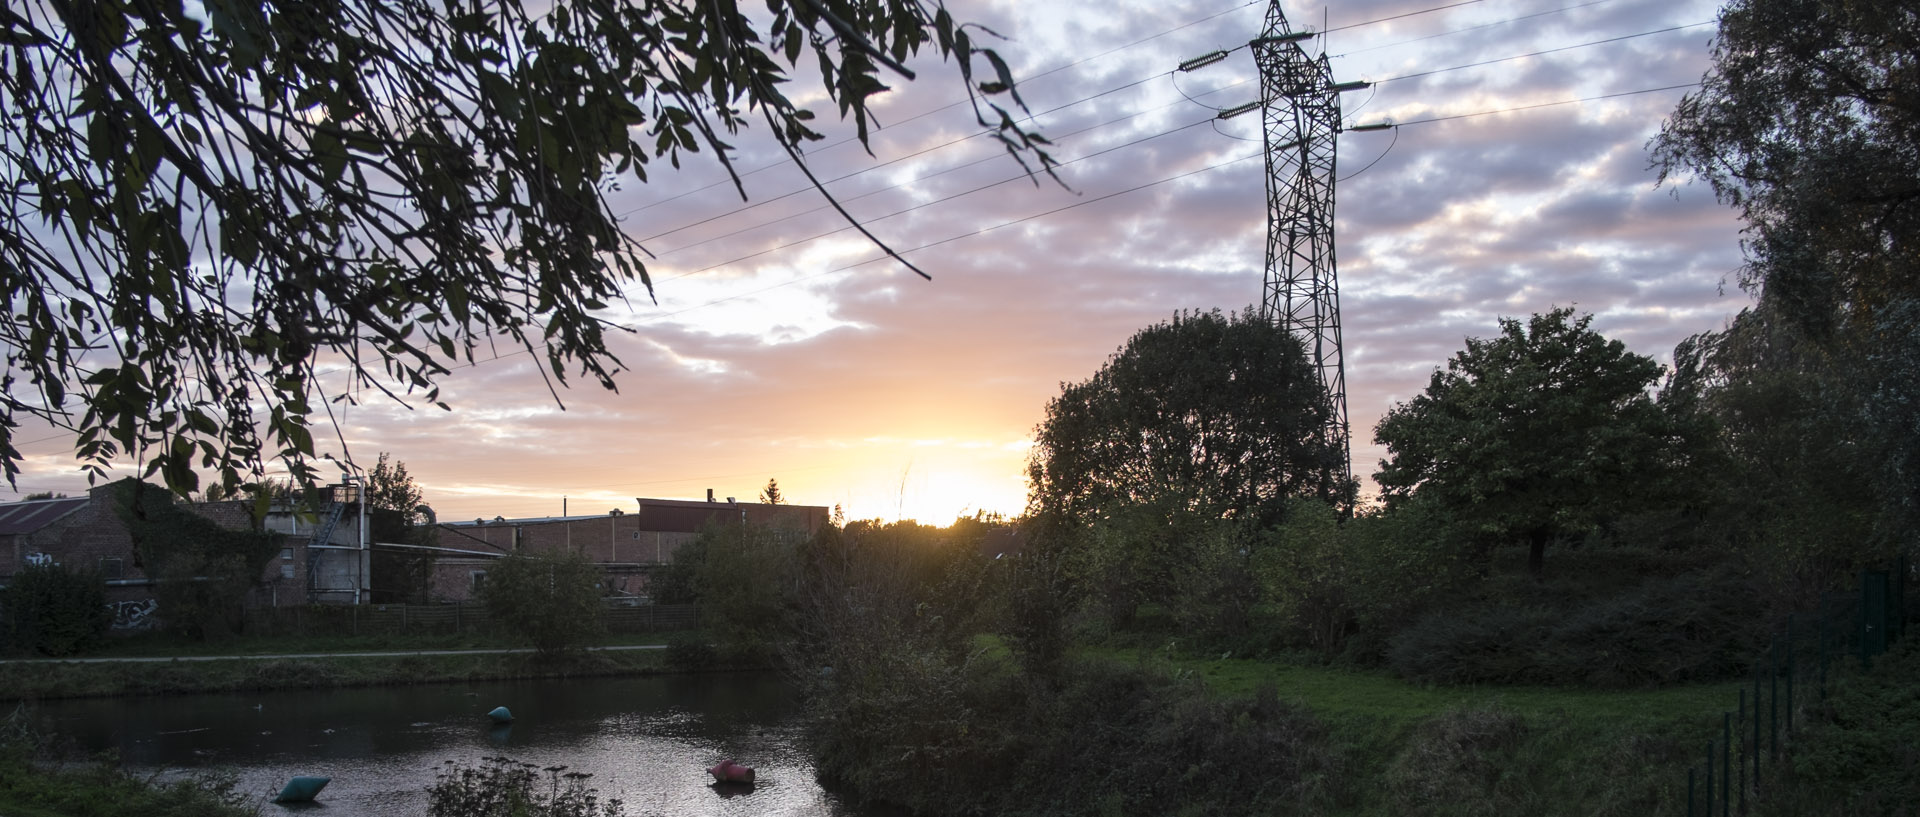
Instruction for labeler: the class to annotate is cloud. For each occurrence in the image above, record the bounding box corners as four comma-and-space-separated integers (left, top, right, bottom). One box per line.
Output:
7, 0, 1752, 525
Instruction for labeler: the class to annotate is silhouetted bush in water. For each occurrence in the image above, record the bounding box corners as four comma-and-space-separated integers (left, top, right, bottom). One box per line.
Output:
427, 756, 623, 817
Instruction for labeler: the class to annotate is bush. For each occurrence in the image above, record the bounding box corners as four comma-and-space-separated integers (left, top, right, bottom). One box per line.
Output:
1252, 499, 1472, 659
1767, 639, 1920, 816
1386, 567, 1766, 687
0, 707, 254, 817
1, 563, 110, 656
478, 552, 605, 655
427, 756, 624, 817
662, 635, 716, 671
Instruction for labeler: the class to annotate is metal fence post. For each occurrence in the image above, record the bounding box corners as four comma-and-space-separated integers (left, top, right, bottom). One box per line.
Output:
1705, 741, 1715, 816
1753, 662, 1762, 786
1863, 568, 1888, 669
1722, 712, 1731, 817
1738, 688, 1747, 813
1785, 614, 1795, 737
1818, 594, 1829, 702
1768, 640, 1778, 758
1689, 767, 1697, 817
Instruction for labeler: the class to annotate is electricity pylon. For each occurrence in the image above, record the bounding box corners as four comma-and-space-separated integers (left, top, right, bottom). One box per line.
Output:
1251, 0, 1367, 498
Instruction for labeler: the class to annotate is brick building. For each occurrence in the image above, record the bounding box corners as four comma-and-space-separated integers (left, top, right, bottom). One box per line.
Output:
429, 495, 829, 602
0, 480, 291, 627
3, 482, 831, 611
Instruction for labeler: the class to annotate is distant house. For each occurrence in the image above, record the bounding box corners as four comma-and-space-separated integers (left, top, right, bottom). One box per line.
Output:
430, 493, 829, 602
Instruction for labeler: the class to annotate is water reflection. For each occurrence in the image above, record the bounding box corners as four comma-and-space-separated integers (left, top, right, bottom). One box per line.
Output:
30, 673, 873, 816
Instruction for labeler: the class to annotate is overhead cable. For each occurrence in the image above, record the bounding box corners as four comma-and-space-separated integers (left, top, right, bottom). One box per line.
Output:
1374, 21, 1716, 83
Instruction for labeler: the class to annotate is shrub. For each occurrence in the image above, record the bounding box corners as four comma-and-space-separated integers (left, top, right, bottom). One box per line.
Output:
427, 756, 624, 817
1769, 639, 1920, 816
1252, 499, 1472, 659
662, 635, 716, 671
1386, 567, 1766, 686
1, 563, 110, 656
0, 707, 254, 817
478, 552, 605, 655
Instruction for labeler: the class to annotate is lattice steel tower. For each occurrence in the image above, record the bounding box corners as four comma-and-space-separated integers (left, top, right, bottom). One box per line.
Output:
1252, 1, 1362, 494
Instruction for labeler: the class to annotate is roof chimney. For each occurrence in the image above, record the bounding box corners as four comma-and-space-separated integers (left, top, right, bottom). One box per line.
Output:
706, 488, 715, 503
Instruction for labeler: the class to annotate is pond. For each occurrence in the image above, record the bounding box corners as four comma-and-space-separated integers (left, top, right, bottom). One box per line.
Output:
26, 672, 885, 816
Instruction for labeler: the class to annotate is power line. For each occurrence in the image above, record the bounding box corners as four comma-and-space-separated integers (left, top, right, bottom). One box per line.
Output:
1327, 0, 1491, 33
651, 79, 1256, 263
637, 71, 1174, 248
665, 115, 1223, 279
1374, 21, 1716, 84
630, 0, 1574, 250
1333, 0, 1620, 57
638, 151, 1267, 325
1392, 82, 1701, 126
618, 0, 1266, 221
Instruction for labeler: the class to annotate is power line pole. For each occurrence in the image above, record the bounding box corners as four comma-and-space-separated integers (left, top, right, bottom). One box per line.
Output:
1252, 0, 1367, 499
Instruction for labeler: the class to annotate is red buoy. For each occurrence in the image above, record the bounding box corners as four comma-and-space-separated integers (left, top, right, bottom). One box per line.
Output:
706, 759, 756, 783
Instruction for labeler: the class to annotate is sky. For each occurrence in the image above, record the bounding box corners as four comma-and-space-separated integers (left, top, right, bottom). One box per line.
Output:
3, 0, 1750, 524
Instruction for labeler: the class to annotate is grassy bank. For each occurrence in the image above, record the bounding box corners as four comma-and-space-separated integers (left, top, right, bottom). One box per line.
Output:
813, 638, 1750, 817
1101, 646, 1740, 725
0, 758, 254, 817
0, 702, 253, 817
75, 628, 687, 658
0, 641, 741, 701
1110, 648, 1737, 816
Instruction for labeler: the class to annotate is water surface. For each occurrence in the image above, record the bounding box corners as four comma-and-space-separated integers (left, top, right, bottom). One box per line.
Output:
30, 673, 874, 816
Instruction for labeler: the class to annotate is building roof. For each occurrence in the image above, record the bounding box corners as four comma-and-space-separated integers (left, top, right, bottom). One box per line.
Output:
0, 496, 89, 536
440, 497, 828, 535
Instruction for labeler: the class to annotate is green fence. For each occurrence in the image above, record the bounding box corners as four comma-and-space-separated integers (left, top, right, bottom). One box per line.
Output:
1683, 554, 1910, 817
240, 601, 699, 638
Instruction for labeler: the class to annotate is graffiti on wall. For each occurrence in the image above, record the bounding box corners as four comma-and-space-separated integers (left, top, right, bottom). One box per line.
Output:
110, 599, 159, 630
24, 552, 54, 566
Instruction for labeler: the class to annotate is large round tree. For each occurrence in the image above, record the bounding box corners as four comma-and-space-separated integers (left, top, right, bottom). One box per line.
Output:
1373, 308, 1676, 578
1028, 307, 1347, 532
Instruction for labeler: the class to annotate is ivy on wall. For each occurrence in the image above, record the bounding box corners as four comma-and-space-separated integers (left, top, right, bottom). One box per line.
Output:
114, 480, 281, 639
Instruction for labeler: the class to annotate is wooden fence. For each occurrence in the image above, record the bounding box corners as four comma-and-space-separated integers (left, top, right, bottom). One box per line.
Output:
240, 601, 698, 638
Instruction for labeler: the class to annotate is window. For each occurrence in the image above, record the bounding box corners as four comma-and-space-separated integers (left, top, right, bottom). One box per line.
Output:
471, 571, 487, 595
280, 563, 296, 579
98, 557, 124, 579
280, 548, 293, 561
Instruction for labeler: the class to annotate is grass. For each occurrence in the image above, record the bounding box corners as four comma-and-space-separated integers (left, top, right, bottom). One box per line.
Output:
75, 628, 688, 658
1079, 645, 1745, 816
1100, 647, 1743, 726
0, 751, 255, 817
0, 640, 705, 701
0, 626, 706, 701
